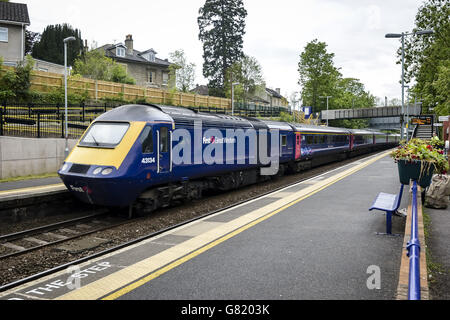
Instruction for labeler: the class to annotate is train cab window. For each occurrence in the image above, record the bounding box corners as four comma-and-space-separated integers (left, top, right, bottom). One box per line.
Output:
160, 127, 169, 153
281, 135, 287, 147
80, 122, 129, 148
139, 126, 153, 154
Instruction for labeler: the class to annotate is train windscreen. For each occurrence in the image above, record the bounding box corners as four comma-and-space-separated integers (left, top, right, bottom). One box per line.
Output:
80, 122, 130, 148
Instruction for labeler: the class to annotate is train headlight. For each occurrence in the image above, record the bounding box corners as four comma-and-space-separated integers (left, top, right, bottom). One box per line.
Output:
101, 168, 113, 175
61, 163, 69, 172
93, 167, 102, 175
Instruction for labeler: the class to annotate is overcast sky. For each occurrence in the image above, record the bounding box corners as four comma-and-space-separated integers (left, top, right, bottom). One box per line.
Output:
22, 0, 423, 105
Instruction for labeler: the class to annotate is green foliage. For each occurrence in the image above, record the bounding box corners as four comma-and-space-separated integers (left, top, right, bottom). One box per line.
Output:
432, 59, 450, 116
25, 30, 40, 56
169, 49, 196, 92
298, 39, 341, 112
110, 63, 136, 85
401, 0, 450, 114
0, 55, 35, 102
73, 50, 135, 84
198, 0, 247, 97
224, 55, 265, 103
31, 24, 83, 66
298, 40, 377, 127
278, 112, 295, 123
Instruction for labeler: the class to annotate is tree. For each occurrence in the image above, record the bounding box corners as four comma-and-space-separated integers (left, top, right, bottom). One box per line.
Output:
198, 0, 247, 97
329, 78, 375, 129
72, 49, 135, 85
432, 59, 450, 115
298, 39, 341, 112
400, 0, 450, 114
25, 30, 40, 56
224, 55, 265, 102
32, 24, 83, 66
169, 49, 196, 92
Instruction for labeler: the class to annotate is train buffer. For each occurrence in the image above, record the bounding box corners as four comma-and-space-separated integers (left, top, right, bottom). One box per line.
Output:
369, 184, 404, 235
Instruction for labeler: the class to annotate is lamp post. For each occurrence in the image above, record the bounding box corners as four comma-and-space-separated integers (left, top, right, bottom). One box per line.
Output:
63, 36, 76, 158
385, 29, 434, 140
231, 82, 239, 116
319, 96, 332, 126
405, 85, 410, 141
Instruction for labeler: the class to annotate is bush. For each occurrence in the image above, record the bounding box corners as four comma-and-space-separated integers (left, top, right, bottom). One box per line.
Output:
0, 55, 35, 102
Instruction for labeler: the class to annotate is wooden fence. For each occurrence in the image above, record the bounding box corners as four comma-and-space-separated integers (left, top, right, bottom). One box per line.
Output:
26, 69, 232, 109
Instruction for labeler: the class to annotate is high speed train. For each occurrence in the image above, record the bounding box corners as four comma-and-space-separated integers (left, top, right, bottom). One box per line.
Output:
58, 104, 399, 212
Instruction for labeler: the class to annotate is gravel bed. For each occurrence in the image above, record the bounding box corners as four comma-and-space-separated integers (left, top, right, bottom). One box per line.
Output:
0, 153, 381, 287
0, 209, 101, 236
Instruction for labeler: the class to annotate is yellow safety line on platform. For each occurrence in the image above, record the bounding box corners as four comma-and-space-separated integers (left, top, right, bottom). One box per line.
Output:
53, 151, 390, 300
0, 183, 65, 196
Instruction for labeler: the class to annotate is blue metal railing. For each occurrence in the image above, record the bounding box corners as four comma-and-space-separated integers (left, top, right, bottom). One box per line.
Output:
406, 181, 421, 300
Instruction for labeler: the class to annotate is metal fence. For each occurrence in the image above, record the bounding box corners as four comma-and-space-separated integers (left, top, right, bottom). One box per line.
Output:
0, 102, 290, 139
0, 102, 119, 139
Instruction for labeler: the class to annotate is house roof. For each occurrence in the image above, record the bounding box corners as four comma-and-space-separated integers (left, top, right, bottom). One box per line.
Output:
191, 85, 209, 96
265, 88, 284, 99
0, 2, 30, 25
98, 43, 170, 67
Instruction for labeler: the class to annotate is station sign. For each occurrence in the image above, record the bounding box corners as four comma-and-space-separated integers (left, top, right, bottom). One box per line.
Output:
438, 116, 449, 122
411, 116, 433, 125
301, 106, 312, 119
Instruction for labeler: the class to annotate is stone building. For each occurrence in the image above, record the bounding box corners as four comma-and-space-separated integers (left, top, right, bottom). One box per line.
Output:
97, 35, 171, 88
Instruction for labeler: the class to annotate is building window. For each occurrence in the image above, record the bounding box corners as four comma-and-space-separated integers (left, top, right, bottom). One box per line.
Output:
143, 52, 155, 62
0, 27, 8, 42
116, 47, 125, 57
148, 70, 156, 83
162, 72, 169, 85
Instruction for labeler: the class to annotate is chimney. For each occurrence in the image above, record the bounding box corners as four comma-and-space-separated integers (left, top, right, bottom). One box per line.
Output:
276, 88, 281, 95
125, 34, 133, 55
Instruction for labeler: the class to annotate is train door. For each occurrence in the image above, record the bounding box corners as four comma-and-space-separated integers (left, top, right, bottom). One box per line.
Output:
156, 124, 172, 174
295, 133, 301, 160
350, 134, 354, 150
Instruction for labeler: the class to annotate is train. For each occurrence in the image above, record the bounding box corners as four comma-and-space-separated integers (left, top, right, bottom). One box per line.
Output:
58, 104, 399, 213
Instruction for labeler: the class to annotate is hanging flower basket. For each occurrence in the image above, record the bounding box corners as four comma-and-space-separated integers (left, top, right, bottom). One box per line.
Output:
391, 138, 449, 189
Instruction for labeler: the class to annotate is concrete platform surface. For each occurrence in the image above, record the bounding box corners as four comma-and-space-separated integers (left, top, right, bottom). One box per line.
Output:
0, 151, 409, 300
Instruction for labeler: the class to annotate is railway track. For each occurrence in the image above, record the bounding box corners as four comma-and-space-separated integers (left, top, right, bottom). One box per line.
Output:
0, 209, 129, 259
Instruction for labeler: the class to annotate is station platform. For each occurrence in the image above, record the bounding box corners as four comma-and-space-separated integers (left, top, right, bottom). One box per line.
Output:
0, 151, 409, 300
0, 176, 66, 205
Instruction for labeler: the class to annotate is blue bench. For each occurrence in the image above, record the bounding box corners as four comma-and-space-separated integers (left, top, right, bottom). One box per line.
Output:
369, 184, 404, 235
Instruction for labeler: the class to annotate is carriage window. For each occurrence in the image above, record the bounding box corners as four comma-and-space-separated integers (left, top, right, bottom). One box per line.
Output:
281, 135, 287, 147
140, 126, 153, 154
160, 127, 169, 153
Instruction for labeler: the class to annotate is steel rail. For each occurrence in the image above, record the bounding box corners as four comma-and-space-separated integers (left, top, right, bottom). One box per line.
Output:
0, 210, 109, 242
